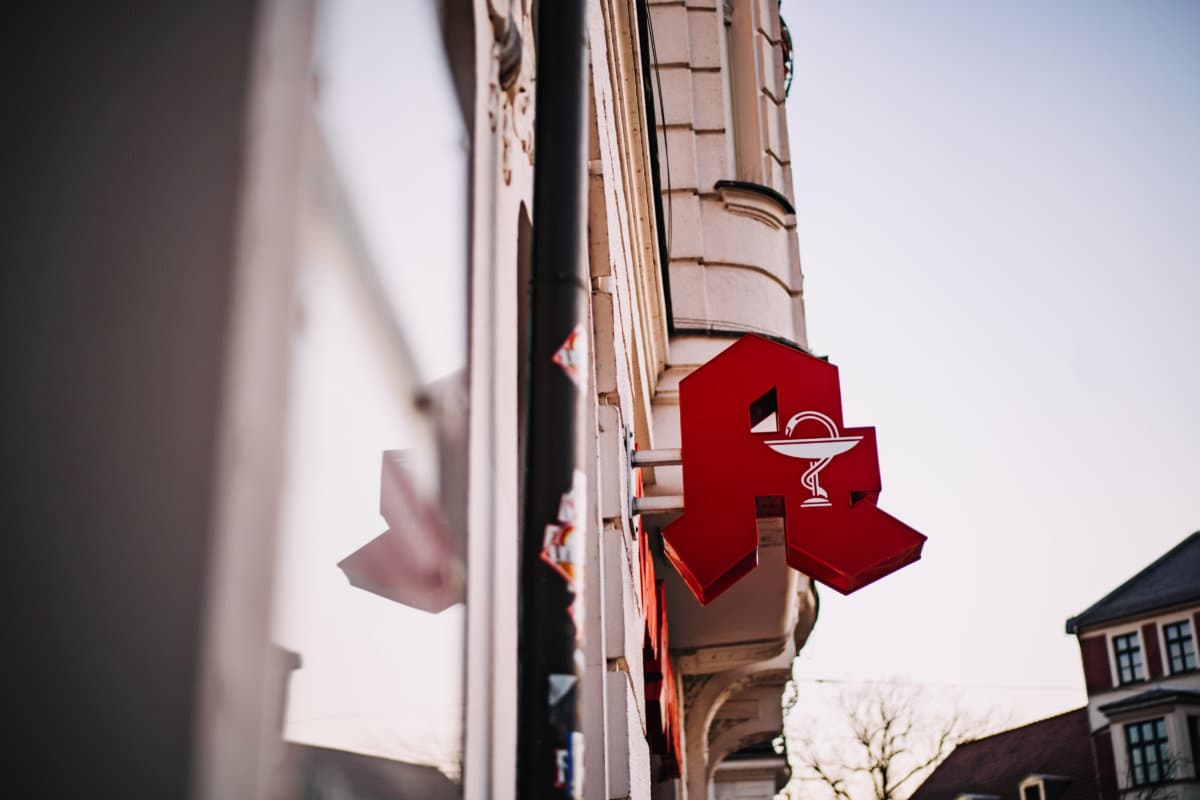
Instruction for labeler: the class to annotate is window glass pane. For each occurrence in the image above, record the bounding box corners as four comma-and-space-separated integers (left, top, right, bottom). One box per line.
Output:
268, 1, 469, 796
1188, 716, 1200, 775
1114, 633, 1144, 683
1126, 718, 1170, 787
1165, 621, 1197, 673
314, 0, 467, 383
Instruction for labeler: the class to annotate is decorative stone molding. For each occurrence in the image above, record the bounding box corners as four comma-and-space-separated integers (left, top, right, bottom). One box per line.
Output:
681, 640, 798, 799
683, 673, 719, 710
486, 4, 535, 185
707, 716, 751, 745
712, 180, 793, 230
676, 637, 788, 675
706, 684, 788, 780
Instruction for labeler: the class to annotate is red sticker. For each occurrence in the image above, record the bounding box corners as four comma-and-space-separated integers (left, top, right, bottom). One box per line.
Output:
552, 323, 588, 388
540, 470, 587, 590
540, 521, 580, 585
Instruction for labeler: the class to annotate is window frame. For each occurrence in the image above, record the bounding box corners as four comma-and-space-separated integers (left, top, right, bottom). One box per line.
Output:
1111, 630, 1147, 686
1124, 717, 1171, 787
1019, 781, 1043, 800
1162, 619, 1197, 675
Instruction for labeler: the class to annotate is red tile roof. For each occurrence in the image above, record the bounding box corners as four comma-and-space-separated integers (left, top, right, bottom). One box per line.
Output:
909, 707, 1096, 800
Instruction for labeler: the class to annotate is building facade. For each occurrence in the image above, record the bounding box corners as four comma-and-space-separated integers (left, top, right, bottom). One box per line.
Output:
283, 0, 821, 796
911, 532, 1200, 800
11, 1, 840, 798
1067, 532, 1200, 800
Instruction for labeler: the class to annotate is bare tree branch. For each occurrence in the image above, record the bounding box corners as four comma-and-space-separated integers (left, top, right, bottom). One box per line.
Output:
788, 681, 988, 800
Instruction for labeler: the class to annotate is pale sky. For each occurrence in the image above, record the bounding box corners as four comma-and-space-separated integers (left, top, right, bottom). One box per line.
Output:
782, 0, 1200, 734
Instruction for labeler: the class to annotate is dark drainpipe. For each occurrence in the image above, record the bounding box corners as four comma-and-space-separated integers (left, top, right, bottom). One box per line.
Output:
517, 0, 590, 797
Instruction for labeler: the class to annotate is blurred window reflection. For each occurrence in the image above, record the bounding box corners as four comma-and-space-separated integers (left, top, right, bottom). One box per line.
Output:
269, 1, 468, 795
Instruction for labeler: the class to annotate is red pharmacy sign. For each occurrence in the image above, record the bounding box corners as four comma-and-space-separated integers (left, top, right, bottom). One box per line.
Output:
662, 335, 926, 604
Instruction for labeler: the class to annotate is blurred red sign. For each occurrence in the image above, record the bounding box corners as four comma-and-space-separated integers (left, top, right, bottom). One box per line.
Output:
662, 335, 926, 604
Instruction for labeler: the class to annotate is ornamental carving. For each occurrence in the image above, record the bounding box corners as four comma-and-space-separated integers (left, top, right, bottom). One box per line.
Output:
486, 2, 536, 186
682, 673, 717, 712
707, 715, 752, 745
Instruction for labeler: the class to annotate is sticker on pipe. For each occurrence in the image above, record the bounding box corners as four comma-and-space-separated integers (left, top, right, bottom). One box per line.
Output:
552, 323, 589, 389
540, 470, 586, 588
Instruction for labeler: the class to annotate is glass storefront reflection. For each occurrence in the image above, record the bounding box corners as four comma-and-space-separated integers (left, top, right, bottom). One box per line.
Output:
268, 1, 468, 795
313, 0, 467, 384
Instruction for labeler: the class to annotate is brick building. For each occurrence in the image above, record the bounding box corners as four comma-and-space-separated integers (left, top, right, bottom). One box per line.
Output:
1067, 531, 1200, 799
912, 532, 1200, 800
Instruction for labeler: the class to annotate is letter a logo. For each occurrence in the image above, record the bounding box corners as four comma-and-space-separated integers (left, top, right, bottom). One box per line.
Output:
662, 335, 926, 604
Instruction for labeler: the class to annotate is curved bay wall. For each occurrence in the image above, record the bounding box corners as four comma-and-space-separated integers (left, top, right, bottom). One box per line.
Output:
649, 0, 807, 347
